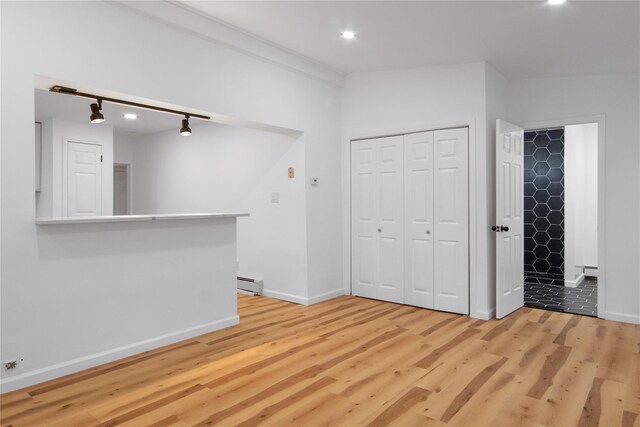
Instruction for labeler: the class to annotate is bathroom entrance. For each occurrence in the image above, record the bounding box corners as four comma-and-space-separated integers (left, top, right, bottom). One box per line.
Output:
523, 123, 598, 316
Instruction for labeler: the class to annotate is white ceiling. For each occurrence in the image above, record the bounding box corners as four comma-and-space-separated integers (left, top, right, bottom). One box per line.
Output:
35, 89, 196, 137
179, 1, 640, 79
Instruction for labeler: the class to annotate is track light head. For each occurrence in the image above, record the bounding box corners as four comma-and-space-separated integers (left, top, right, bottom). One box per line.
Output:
90, 100, 105, 124
180, 117, 192, 136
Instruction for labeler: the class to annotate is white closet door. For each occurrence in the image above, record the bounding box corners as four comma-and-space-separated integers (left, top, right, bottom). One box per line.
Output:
351, 136, 404, 304
404, 131, 434, 309
495, 119, 525, 319
376, 136, 404, 303
67, 141, 102, 217
433, 128, 469, 314
351, 139, 377, 299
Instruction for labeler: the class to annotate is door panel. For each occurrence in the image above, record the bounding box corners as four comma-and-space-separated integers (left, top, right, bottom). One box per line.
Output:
496, 120, 525, 318
351, 136, 404, 303
375, 136, 404, 303
404, 131, 434, 308
352, 140, 377, 299
67, 141, 102, 217
433, 128, 469, 314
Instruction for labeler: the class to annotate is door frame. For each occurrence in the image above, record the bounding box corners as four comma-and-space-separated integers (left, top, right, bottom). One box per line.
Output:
522, 115, 605, 319
344, 119, 476, 316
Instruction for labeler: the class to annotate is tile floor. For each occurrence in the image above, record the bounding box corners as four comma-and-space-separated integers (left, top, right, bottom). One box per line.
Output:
524, 276, 597, 317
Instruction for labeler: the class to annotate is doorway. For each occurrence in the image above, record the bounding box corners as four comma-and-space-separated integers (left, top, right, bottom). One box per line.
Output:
113, 163, 130, 215
522, 124, 598, 317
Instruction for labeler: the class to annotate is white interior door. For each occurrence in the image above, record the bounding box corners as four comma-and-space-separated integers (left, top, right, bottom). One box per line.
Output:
404, 131, 434, 309
496, 119, 525, 318
351, 136, 404, 304
433, 128, 469, 314
67, 141, 102, 217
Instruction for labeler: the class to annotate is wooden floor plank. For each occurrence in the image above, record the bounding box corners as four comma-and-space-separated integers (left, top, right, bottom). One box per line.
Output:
365, 386, 431, 427
1, 295, 637, 427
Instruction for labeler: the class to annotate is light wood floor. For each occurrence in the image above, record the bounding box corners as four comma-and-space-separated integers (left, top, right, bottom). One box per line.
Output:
1, 294, 639, 427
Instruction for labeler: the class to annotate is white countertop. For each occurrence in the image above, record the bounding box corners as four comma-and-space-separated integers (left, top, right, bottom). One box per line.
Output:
36, 213, 250, 225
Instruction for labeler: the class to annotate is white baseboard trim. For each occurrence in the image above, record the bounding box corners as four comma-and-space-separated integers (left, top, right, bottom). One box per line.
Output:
584, 266, 598, 277
604, 311, 640, 325
565, 274, 584, 288
472, 307, 495, 320
262, 289, 309, 305
307, 289, 346, 305
262, 288, 346, 306
0, 315, 239, 394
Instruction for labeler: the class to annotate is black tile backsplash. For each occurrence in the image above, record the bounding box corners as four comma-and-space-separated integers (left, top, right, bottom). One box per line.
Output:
524, 129, 564, 285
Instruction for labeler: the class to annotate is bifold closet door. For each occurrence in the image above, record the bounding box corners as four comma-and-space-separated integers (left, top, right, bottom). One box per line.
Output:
404, 131, 435, 309
351, 136, 404, 304
352, 128, 468, 314
433, 128, 469, 314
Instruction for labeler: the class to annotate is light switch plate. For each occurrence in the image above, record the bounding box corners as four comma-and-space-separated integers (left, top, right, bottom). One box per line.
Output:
271, 192, 279, 203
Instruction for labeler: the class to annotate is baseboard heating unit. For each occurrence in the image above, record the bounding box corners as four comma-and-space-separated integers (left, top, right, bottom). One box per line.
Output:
237, 276, 263, 296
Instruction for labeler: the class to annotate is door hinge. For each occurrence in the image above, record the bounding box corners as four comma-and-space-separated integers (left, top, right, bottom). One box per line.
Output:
101, 155, 103, 163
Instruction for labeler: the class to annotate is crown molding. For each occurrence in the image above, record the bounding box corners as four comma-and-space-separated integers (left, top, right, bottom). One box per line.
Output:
112, 1, 346, 88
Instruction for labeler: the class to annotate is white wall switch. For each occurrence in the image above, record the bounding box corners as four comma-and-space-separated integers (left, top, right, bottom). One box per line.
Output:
271, 192, 279, 203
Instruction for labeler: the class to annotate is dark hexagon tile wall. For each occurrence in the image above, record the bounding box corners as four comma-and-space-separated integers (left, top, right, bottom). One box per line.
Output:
524, 129, 564, 285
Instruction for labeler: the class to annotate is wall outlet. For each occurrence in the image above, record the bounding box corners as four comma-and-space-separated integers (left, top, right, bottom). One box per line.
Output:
4, 360, 18, 370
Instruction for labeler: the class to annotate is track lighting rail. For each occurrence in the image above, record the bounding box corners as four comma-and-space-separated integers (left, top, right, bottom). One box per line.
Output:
49, 85, 211, 120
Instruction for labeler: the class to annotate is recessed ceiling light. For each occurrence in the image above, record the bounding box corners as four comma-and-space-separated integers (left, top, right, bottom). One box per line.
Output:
341, 31, 355, 40
548, 0, 566, 5
124, 113, 137, 120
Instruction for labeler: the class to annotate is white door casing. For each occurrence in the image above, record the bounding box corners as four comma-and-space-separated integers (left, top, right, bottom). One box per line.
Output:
404, 131, 435, 309
433, 128, 469, 315
496, 119, 525, 319
351, 136, 404, 304
66, 141, 102, 217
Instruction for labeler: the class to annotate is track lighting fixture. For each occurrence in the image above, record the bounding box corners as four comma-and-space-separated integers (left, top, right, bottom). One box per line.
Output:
180, 116, 192, 136
90, 100, 105, 124
50, 85, 210, 136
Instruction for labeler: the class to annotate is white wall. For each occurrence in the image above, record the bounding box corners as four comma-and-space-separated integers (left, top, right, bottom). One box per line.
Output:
127, 123, 308, 301
508, 73, 640, 323
565, 123, 598, 285
36, 118, 114, 218
341, 62, 496, 319
1, 0, 342, 391
114, 133, 134, 165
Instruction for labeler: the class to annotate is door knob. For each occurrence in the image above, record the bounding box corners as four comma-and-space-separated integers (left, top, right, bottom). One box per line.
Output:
491, 226, 498, 232
378, 228, 382, 232
426, 230, 431, 235
500, 226, 509, 232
